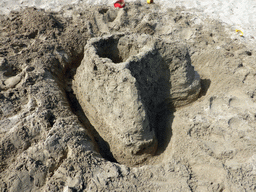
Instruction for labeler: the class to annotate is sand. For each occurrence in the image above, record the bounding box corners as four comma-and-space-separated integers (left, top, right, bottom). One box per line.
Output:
1, 1, 256, 191
1, 0, 256, 40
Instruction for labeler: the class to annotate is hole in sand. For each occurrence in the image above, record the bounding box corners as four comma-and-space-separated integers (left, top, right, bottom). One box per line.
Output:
245, 51, 252, 56
98, 8, 109, 14
95, 36, 140, 64
95, 38, 123, 63
198, 79, 211, 98
3, 66, 21, 77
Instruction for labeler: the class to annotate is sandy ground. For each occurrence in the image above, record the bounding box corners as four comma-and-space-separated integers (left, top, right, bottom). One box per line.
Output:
1, 1, 256, 191
1, 0, 256, 39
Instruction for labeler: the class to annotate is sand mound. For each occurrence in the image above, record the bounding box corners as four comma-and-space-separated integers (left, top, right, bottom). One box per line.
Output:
0, 3, 256, 191
72, 33, 200, 166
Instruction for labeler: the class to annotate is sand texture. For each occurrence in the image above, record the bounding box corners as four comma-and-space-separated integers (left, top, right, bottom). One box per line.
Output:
1, 0, 256, 40
0, 2, 256, 192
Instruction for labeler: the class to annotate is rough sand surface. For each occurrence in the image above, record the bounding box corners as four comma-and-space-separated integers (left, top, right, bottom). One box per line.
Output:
1, 0, 256, 39
0, 2, 256, 192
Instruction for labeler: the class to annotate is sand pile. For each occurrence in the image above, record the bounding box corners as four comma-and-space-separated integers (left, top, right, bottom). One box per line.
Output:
0, 2, 256, 191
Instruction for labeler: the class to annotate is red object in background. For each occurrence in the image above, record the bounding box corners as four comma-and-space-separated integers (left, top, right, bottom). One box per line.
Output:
114, 0, 125, 8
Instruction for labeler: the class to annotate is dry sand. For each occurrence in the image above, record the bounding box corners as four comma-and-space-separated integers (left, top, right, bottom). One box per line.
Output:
0, 1, 256, 191
1, 0, 256, 39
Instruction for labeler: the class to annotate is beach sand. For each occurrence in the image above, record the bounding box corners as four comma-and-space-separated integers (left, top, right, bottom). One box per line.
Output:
1, 0, 256, 39
0, 1, 256, 191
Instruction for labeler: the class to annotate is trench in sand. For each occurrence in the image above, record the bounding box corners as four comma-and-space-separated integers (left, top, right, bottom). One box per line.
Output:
64, 50, 119, 163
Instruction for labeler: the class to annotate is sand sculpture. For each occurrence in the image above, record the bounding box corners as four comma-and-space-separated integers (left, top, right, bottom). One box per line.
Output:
73, 33, 201, 165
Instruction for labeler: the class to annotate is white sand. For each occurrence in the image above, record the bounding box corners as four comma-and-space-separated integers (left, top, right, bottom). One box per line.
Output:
1, 0, 256, 39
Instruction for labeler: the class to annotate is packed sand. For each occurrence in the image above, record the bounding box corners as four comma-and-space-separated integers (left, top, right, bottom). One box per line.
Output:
0, 1, 256, 192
